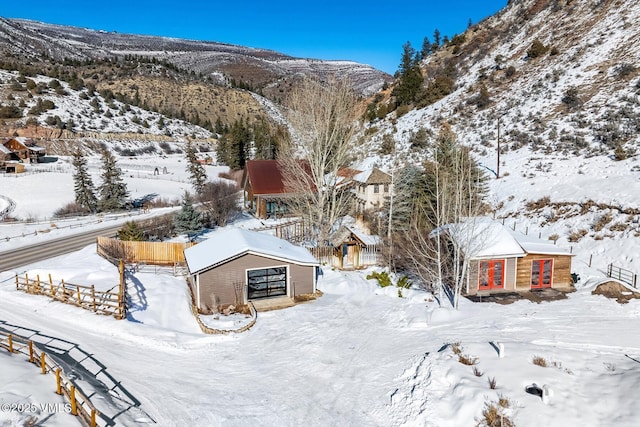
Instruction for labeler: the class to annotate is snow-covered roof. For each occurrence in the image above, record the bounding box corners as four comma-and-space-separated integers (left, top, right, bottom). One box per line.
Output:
353, 167, 391, 185
0, 145, 11, 154
439, 217, 572, 259
184, 228, 319, 274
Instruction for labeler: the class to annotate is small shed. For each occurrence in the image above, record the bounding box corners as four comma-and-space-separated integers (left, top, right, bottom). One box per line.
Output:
184, 228, 320, 313
440, 218, 574, 295
328, 223, 382, 269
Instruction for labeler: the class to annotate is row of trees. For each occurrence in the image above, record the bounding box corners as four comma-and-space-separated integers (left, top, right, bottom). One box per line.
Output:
72, 149, 129, 213
278, 76, 487, 309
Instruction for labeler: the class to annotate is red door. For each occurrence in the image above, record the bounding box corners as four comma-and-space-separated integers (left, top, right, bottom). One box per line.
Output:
478, 260, 505, 290
531, 259, 553, 289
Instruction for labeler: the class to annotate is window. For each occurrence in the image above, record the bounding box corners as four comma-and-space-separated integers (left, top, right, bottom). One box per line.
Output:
247, 266, 287, 299
478, 260, 505, 290
531, 259, 553, 289
373, 184, 379, 193
384, 184, 389, 193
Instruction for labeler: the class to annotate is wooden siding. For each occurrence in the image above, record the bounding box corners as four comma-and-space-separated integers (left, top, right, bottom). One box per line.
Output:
466, 257, 518, 295
195, 253, 315, 310
515, 253, 573, 291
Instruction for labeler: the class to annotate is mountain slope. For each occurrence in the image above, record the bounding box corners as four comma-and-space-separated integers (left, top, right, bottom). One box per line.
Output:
0, 18, 391, 97
361, 0, 639, 269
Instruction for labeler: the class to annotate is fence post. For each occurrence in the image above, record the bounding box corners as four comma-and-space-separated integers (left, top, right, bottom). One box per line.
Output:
70, 385, 78, 415
55, 368, 62, 395
25, 273, 29, 293
8, 334, 13, 353
15, 274, 18, 290
91, 409, 97, 427
91, 285, 97, 312
77, 285, 82, 306
61, 279, 66, 301
29, 341, 34, 362
49, 273, 55, 297
588, 254, 592, 268
607, 263, 612, 277
40, 352, 46, 374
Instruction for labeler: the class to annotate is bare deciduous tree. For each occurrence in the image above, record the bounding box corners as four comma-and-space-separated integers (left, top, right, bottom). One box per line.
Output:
397, 124, 488, 308
278, 77, 364, 244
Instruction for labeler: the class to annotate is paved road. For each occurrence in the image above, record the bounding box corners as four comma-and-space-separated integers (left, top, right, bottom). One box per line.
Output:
0, 223, 122, 272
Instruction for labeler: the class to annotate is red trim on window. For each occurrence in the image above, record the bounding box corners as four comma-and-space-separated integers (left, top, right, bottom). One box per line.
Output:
478, 260, 505, 290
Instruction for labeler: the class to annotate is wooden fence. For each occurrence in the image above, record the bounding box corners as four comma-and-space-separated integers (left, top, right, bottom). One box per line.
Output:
607, 264, 638, 288
97, 236, 195, 265
309, 244, 382, 269
251, 219, 310, 243
0, 331, 100, 426
15, 271, 125, 320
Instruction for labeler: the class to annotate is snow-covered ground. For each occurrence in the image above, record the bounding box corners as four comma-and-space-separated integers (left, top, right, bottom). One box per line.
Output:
1, 151, 640, 426
1, 245, 639, 426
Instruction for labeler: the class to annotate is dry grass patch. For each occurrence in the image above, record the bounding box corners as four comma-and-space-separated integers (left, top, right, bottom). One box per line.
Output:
459, 354, 479, 366
477, 398, 514, 427
532, 355, 548, 367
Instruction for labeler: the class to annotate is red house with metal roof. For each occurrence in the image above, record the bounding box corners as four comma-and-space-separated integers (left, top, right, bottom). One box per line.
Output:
242, 159, 317, 219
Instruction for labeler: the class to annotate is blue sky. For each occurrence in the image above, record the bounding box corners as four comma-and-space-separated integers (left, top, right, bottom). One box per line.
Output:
0, 1, 506, 74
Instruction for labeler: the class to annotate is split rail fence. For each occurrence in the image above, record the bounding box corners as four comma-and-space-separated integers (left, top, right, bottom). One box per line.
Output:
0, 331, 101, 426
15, 271, 125, 319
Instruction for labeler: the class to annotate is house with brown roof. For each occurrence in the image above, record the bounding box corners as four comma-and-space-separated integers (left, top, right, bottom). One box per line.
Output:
1, 137, 46, 171
352, 167, 392, 213
242, 159, 315, 219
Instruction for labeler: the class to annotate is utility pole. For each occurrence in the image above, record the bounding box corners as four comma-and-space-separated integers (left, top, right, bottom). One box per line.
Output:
496, 115, 501, 179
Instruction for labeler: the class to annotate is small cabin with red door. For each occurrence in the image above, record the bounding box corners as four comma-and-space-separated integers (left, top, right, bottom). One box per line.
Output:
440, 218, 574, 296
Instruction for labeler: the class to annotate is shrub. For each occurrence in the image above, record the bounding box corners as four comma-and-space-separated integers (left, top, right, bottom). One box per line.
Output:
527, 39, 549, 59
117, 221, 145, 241
458, 354, 478, 365
562, 87, 582, 109
0, 104, 22, 118
488, 376, 497, 389
473, 366, 484, 377
366, 271, 393, 288
567, 229, 588, 242
532, 355, 548, 367
53, 202, 91, 218
615, 63, 636, 79
379, 133, 395, 155
478, 399, 514, 427
505, 66, 516, 78
397, 275, 412, 289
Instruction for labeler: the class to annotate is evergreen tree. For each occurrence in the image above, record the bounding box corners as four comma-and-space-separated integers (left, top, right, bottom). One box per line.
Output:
433, 29, 441, 51
421, 36, 432, 59
97, 149, 129, 212
71, 149, 97, 212
173, 192, 203, 241
117, 221, 144, 241
393, 41, 424, 105
185, 141, 207, 195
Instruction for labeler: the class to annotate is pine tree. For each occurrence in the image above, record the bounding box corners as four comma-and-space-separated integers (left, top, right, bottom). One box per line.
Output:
432, 29, 441, 52
71, 149, 97, 212
393, 42, 423, 105
97, 149, 129, 212
185, 141, 207, 195
173, 192, 203, 240
421, 36, 432, 58
117, 221, 144, 241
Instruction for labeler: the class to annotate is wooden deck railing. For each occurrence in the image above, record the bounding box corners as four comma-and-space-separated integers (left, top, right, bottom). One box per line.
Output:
0, 332, 100, 426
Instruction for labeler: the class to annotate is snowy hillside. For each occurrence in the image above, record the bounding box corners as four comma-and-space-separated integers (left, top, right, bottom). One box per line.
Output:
0, 69, 212, 141
360, 0, 640, 273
